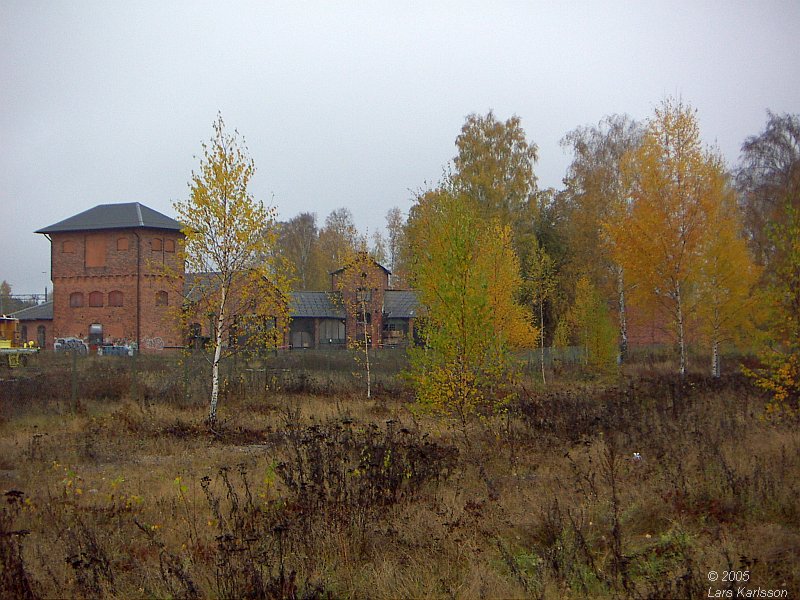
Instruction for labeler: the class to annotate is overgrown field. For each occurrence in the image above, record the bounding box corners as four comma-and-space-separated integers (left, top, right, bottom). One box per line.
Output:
1, 356, 798, 599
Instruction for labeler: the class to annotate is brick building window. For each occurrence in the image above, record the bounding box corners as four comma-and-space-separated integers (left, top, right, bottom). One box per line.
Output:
117, 237, 129, 251
86, 236, 106, 267
37, 325, 46, 348
70, 292, 84, 307
152, 238, 163, 251
164, 239, 175, 252
62, 240, 76, 253
20, 325, 27, 343
108, 290, 124, 307
155, 290, 168, 306
88, 291, 103, 307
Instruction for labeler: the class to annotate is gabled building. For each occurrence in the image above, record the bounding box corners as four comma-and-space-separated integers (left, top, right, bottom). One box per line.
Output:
36, 203, 185, 351
10, 301, 53, 350
34, 203, 419, 353
288, 292, 346, 348
287, 256, 418, 349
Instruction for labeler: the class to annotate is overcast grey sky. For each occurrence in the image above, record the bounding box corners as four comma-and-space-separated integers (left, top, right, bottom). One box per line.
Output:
2, 1, 798, 295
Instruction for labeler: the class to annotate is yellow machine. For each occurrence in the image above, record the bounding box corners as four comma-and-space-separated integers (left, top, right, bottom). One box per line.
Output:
0, 315, 39, 367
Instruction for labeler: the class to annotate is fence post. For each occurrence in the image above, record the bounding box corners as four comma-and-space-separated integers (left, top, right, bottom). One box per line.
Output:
131, 350, 138, 403
70, 351, 78, 412
183, 352, 190, 402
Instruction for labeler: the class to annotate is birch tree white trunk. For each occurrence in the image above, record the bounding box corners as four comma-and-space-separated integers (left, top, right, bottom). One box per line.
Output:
540, 301, 546, 385
616, 266, 628, 363
209, 285, 228, 427
675, 281, 687, 378
711, 338, 720, 378
362, 297, 371, 399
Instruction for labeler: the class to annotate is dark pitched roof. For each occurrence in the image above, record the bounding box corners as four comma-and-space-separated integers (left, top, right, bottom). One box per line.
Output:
383, 290, 418, 319
10, 301, 53, 321
183, 272, 218, 304
36, 202, 182, 234
329, 253, 391, 276
290, 292, 345, 318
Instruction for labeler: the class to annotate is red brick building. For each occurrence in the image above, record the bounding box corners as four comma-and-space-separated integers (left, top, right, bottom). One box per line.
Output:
10, 301, 53, 350
288, 255, 417, 349
32, 204, 419, 354
36, 203, 184, 352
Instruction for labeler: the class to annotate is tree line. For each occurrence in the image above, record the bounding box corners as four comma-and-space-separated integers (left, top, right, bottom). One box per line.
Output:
273, 207, 406, 291
178, 103, 799, 426
281, 100, 797, 417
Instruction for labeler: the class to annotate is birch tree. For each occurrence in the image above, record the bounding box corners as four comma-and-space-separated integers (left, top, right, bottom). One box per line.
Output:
738, 112, 800, 412
406, 186, 536, 420
277, 212, 322, 290
385, 207, 407, 287
334, 245, 386, 399
736, 111, 800, 268
524, 237, 557, 384
607, 99, 720, 377
318, 208, 360, 277
452, 111, 539, 260
570, 275, 618, 374
370, 230, 388, 265
697, 170, 761, 377
561, 114, 643, 361
175, 114, 290, 427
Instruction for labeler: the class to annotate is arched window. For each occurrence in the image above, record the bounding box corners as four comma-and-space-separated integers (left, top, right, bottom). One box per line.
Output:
164, 239, 175, 253
152, 238, 163, 251
69, 292, 84, 308
62, 240, 76, 253
108, 290, 124, 307
37, 325, 46, 348
155, 290, 168, 306
20, 325, 27, 343
88, 291, 103, 307
117, 237, 129, 251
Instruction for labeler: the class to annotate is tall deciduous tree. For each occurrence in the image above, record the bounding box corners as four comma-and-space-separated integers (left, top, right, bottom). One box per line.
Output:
561, 114, 643, 360
743, 205, 800, 413
0, 281, 35, 314
738, 112, 800, 411
385, 207, 407, 288
570, 275, 618, 374
406, 186, 536, 423
697, 172, 761, 377
334, 246, 385, 399
523, 237, 557, 384
175, 115, 290, 427
607, 99, 721, 377
737, 112, 800, 268
318, 208, 360, 278
370, 230, 387, 265
277, 212, 324, 291
452, 111, 539, 254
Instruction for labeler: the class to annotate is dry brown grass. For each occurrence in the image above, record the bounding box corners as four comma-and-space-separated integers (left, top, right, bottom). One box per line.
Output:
0, 359, 799, 599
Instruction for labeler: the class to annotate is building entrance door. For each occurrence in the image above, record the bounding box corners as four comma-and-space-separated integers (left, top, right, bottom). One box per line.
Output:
88, 323, 103, 352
